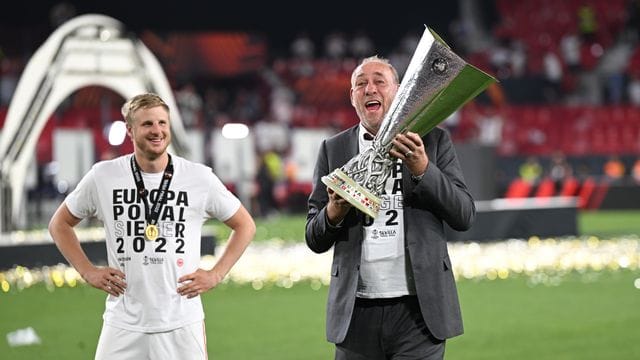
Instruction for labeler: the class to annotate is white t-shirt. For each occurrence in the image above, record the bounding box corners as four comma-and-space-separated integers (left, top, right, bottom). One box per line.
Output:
356, 125, 415, 298
65, 154, 240, 332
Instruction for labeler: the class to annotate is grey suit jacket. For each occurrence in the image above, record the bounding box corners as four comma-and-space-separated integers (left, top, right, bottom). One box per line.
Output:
305, 124, 475, 344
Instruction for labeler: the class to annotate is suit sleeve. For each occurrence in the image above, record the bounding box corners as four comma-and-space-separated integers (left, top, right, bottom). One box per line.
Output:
305, 139, 348, 253
410, 129, 476, 231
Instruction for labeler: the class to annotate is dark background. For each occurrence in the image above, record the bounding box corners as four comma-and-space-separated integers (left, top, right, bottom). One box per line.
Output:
0, 1, 462, 56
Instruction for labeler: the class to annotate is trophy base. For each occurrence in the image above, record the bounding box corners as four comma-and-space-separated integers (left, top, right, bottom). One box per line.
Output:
321, 169, 381, 218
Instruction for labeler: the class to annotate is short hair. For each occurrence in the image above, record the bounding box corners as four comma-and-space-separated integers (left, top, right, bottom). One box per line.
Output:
351, 55, 400, 88
121, 93, 169, 125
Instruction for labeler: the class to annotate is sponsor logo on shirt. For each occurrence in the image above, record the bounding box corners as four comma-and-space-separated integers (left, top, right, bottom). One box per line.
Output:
142, 256, 165, 266
377, 229, 397, 237
118, 256, 131, 267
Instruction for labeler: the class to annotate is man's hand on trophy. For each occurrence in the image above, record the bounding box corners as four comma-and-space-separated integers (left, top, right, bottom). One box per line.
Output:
326, 187, 352, 226
391, 132, 429, 177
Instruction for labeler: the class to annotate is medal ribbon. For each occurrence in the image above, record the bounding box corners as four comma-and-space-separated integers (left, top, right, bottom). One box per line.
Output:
130, 154, 174, 228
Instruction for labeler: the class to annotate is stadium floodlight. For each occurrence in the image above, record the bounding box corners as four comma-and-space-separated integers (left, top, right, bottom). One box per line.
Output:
221, 123, 250, 139
108, 120, 127, 146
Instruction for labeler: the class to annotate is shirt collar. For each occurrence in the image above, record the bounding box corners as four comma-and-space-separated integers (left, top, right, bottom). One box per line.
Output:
358, 124, 375, 152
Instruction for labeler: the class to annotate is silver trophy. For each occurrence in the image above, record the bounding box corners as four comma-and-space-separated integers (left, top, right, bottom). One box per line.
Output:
322, 25, 496, 218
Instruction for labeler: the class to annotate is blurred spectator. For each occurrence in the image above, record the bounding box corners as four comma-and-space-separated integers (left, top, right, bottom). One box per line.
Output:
510, 40, 527, 78
253, 150, 283, 218
599, 43, 630, 104
203, 86, 229, 128
605, 72, 626, 104
489, 38, 512, 79
175, 82, 203, 128
323, 31, 348, 61
388, 49, 411, 80
578, 4, 598, 42
627, 73, 640, 105
519, 156, 543, 184
0, 57, 19, 106
525, 126, 547, 148
270, 85, 295, 125
202, 87, 230, 166
254, 116, 290, 154
632, 157, 640, 184
388, 31, 421, 77
549, 151, 573, 190
560, 32, 582, 73
398, 30, 421, 55
476, 106, 503, 146
542, 50, 563, 102
289, 31, 316, 78
349, 30, 375, 59
573, 67, 603, 105
290, 31, 315, 60
485, 81, 507, 107
264, 150, 284, 184
448, 17, 473, 54
230, 88, 262, 124
603, 155, 625, 182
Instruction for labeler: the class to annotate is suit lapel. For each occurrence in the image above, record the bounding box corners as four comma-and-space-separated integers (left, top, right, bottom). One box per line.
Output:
337, 126, 359, 166
345, 126, 366, 236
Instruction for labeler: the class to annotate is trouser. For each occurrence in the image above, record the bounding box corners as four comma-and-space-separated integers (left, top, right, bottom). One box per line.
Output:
335, 296, 445, 360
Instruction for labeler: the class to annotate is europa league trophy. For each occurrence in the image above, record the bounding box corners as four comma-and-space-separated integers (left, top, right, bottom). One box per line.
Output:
321, 25, 497, 218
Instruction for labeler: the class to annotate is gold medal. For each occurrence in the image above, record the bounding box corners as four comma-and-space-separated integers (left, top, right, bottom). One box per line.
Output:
145, 224, 159, 241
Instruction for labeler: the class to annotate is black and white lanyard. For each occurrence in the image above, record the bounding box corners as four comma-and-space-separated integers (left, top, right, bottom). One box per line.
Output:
129, 154, 174, 231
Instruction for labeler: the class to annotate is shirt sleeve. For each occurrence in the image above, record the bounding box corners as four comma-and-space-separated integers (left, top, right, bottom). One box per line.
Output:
64, 168, 99, 219
204, 170, 241, 222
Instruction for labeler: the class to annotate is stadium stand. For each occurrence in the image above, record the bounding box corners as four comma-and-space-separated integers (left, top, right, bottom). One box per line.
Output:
1, 0, 640, 227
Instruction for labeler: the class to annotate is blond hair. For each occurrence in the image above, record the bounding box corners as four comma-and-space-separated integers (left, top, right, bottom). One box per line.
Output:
121, 93, 169, 125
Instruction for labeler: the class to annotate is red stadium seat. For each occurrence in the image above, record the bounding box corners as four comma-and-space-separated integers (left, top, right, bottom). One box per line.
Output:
577, 177, 596, 209
504, 178, 533, 198
534, 177, 556, 197
559, 177, 580, 197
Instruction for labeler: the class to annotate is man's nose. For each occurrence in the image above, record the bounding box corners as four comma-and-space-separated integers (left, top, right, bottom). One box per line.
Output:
364, 83, 377, 94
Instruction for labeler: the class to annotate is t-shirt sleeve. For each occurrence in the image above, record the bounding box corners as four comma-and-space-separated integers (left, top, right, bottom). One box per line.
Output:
204, 170, 241, 222
65, 168, 99, 219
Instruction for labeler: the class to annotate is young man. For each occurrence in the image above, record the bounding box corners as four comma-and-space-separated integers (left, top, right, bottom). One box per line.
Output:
305, 56, 475, 359
49, 93, 255, 359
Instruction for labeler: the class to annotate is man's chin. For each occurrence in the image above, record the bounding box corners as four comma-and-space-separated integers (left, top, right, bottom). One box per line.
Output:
141, 146, 168, 158
149, 141, 169, 150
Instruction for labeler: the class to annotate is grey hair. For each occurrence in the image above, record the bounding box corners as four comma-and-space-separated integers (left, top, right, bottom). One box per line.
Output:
350, 55, 400, 87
